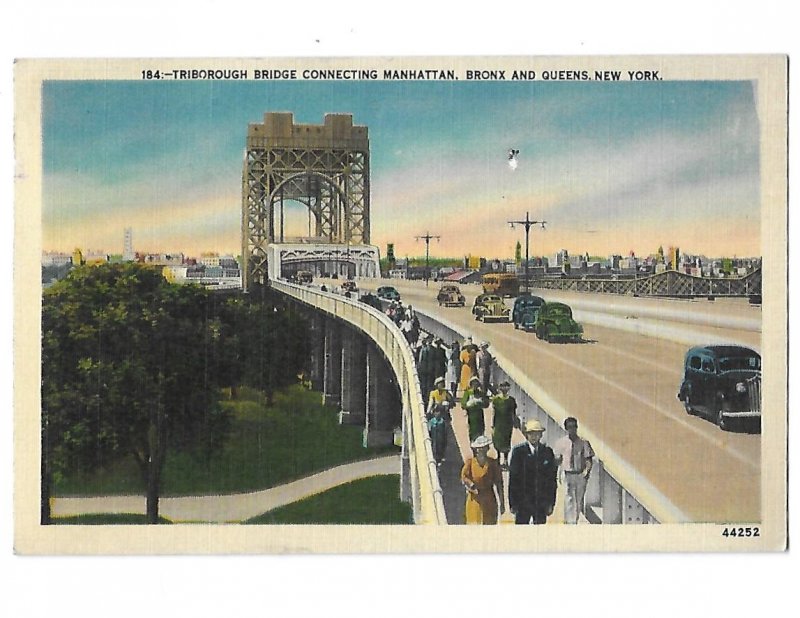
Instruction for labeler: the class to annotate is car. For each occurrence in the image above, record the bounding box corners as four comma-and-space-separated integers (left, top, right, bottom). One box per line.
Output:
471, 293, 510, 323
437, 284, 466, 307
359, 292, 383, 310
376, 285, 401, 301
288, 270, 313, 284
677, 345, 761, 430
512, 294, 546, 331
534, 302, 583, 342
341, 280, 358, 293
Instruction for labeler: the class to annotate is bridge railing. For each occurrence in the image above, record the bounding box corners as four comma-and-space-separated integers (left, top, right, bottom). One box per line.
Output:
271, 280, 447, 525
414, 310, 691, 525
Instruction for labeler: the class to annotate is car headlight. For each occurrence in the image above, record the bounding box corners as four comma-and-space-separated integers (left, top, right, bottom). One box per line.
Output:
736, 382, 747, 393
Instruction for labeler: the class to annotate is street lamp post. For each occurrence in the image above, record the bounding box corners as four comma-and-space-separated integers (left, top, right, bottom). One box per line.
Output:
508, 212, 547, 294
415, 232, 441, 287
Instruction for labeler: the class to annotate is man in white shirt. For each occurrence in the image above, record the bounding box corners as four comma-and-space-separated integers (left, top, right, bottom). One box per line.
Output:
554, 417, 594, 524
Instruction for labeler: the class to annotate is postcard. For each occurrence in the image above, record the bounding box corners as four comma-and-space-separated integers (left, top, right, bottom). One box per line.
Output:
14, 55, 787, 553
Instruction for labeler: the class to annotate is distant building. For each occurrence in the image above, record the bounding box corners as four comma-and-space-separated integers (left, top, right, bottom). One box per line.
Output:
42, 251, 72, 267
139, 252, 185, 266
123, 228, 134, 261
444, 269, 481, 285
199, 252, 221, 268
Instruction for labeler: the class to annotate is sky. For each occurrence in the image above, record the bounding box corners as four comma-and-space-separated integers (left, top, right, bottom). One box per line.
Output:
42, 78, 761, 260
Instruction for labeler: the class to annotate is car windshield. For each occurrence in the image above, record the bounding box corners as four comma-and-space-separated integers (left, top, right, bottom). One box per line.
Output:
485, 296, 501, 303
718, 355, 761, 372
547, 306, 571, 317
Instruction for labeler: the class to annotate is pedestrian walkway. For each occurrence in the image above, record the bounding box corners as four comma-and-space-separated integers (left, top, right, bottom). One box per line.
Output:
52, 455, 400, 523
439, 394, 577, 525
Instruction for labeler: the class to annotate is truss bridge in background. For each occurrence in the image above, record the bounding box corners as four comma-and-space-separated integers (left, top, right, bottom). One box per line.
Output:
528, 269, 762, 299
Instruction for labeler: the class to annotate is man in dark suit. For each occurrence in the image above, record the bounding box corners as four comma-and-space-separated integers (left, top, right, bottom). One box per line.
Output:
508, 418, 557, 524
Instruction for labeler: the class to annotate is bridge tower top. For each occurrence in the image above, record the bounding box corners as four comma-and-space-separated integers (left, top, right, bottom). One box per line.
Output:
246, 112, 369, 148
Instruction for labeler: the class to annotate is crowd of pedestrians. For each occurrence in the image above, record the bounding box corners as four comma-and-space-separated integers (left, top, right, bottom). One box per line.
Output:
414, 330, 594, 526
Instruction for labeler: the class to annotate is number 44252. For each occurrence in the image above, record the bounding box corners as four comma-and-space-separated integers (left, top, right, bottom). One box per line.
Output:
722, 527, 760, 538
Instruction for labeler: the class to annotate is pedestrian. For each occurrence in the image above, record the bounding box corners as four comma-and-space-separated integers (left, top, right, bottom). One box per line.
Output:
461, 375, 489, 442
459, 337, 477, 392
461, 435, 505, 525
428, 404, 448, 467
476, 341, 494, 395
411, 309, 420, 337
491, 381, 519, 469
427, 377, 453, 465
508, 418, 557, 525
553, 417, 595, 524
446, 339, 461, 399
400, 314, 415, 343
416, 335, 437, 402
432, 337, 448, 385
427, 376, 454, 421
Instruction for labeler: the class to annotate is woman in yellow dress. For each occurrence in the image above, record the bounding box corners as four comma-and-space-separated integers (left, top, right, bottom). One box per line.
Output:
461, 435, 505, 525
459, 338, 478, 392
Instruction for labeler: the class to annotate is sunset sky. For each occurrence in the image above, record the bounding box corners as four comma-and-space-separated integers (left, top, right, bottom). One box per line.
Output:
42, 79, 761, 260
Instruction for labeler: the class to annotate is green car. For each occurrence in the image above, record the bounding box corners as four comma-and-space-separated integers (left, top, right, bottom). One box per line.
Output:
534, 302, 583, 342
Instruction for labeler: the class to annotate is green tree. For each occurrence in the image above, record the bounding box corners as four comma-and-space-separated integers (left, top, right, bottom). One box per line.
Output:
514, 241, 522, 265
42, 263, 230, 524
215, 288, 310, 403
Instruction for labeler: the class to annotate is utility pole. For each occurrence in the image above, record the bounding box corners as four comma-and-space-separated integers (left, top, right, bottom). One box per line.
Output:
508, 212, 546, 294
415, 232, 441, 287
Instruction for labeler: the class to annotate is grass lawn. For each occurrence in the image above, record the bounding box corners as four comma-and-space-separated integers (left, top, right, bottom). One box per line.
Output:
244, 475, 412, 525
51, 514, 172, 525
55, 385, 397, 497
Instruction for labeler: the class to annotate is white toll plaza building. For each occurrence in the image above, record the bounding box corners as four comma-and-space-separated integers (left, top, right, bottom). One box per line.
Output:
267, 243, 381, 281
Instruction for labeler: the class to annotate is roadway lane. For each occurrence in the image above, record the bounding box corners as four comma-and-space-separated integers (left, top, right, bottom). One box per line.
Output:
356, 279, 762, 523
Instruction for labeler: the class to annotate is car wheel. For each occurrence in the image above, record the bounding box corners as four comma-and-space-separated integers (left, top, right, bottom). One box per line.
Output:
682, 396, 696, 416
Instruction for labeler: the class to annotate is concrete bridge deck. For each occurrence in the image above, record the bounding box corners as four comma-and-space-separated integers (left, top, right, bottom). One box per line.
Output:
353, 278, 762, 523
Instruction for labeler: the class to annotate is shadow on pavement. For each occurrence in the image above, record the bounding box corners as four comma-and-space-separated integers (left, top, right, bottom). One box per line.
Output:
437, 422, 466, 525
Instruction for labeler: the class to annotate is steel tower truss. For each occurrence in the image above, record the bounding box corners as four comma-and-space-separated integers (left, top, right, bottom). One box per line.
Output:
242, 113, 370, 288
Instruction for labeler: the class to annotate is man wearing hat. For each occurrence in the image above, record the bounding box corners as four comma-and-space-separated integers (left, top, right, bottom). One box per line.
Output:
416, 334, 437, 400
508, 418, 558, 525
461, 375, 489, 441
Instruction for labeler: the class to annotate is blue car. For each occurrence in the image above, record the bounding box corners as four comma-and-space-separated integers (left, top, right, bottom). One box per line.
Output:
512, 294, 546, 331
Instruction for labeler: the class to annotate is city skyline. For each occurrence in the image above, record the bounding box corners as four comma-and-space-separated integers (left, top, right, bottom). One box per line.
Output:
43, 80, 761, 259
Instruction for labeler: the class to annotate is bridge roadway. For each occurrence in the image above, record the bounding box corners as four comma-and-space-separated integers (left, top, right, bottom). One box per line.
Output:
353, 278, 762, 523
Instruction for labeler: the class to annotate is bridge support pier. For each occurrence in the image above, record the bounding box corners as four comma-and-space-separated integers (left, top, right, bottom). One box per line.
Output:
339, 332, 367, 425
365, 347, 400, 447
322, 319, 342, 407
308, 312, 325, 392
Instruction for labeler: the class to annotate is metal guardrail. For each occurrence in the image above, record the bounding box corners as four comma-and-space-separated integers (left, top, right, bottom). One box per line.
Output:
271, 280, 447, 525
414, 310, 691, 525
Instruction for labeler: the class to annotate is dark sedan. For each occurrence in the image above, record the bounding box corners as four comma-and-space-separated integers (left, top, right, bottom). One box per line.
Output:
677, 345, 761, 430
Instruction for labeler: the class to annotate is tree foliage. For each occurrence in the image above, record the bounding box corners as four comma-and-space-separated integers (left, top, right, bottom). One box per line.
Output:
41, 264, 310, 523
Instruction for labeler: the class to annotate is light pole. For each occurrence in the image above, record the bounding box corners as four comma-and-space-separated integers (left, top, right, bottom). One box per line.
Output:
415, 232, 441, 287
508, 212, 546, 294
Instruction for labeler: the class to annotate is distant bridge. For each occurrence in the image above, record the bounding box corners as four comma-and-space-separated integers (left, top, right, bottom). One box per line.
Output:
528, 269, 761, 299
